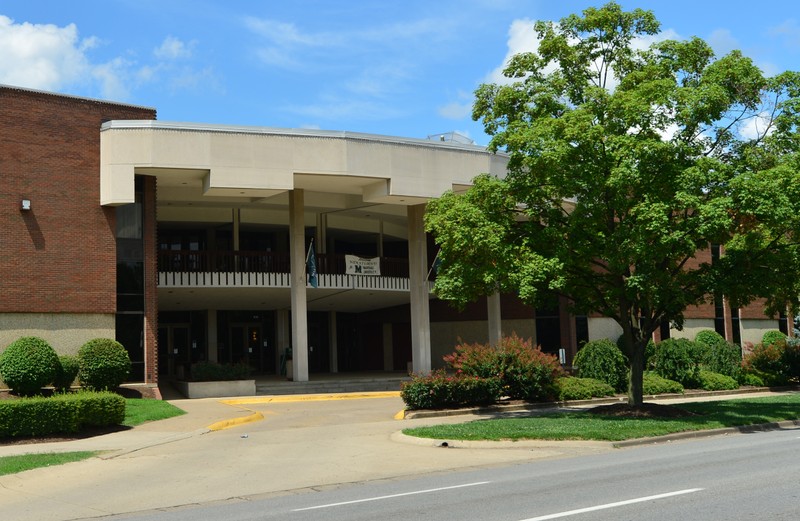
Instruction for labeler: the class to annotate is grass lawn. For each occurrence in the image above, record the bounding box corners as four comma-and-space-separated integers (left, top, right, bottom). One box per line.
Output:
403, 393, 800, 442
0, 451, 100, 476
123, 398, 186, 427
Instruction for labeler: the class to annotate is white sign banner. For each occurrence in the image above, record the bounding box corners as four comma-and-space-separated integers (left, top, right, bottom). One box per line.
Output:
345, 255, 381, 276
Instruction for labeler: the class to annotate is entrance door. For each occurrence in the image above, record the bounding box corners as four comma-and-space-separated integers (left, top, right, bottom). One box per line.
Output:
157, 325, 190, 378
229, 323, 273, 372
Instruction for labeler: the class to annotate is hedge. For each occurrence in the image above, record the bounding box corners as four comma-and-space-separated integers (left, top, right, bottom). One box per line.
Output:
0, 391, 125, 438
555, 376, 615, 401
400, 371, 501, 410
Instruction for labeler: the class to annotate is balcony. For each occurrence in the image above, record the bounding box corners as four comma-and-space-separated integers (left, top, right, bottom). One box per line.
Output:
157, 250, 411, 291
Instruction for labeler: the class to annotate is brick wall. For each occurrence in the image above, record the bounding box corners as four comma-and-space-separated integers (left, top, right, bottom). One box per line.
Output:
0, 86, 156, 314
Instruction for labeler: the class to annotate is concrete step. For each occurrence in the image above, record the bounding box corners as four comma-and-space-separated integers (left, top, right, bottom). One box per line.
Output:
255, 377, 409, 396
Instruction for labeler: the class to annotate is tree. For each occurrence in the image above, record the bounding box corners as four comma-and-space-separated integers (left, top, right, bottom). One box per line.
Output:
425, 2, 800, 406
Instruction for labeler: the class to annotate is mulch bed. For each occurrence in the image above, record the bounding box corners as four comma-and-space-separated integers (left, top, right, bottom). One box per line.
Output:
586, 402, 698, 418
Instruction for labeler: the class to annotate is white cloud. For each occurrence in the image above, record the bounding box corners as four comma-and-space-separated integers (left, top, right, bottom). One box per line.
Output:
485, 18, 538, 84
768, 19, 800, 47
706, 28, 738, 57
438, 101, 472, 120
0, 15, 92, 90
738, 111, 774, 140
154, 36, 193, 60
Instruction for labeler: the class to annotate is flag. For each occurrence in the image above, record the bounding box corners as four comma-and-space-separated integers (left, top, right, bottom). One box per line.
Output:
306, 239, 318, 288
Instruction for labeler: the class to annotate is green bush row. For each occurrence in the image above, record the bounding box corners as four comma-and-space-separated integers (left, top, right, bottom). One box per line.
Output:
190, 361, 253, 381
0, 391, 125, 438
400, 371, 501, 410
0, 337, 131, 395
556, 377, 615, 401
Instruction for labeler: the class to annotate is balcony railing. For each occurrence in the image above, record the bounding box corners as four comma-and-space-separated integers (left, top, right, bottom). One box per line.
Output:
158, 250, 410, 278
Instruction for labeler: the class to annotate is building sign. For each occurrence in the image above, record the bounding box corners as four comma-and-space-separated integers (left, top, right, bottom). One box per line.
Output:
345, 255, 381, 275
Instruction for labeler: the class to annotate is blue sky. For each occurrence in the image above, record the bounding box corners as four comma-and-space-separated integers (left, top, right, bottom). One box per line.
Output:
1, 1, 799, 145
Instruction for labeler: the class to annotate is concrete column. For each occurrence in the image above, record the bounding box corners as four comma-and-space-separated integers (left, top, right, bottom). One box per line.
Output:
407, 204, 431, 374
487, 292, 502, 346
289, 190, 309, 382
232, 208, 240, 251
559, 295, 577, 365
329, 311, 338, 373
276, 309, 290, 375
207, 310, 218, 362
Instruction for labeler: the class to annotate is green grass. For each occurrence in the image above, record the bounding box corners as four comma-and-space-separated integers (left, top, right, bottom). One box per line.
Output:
0, 451, 100, 476
403, 394, 800, 442
123, 398, 186, 427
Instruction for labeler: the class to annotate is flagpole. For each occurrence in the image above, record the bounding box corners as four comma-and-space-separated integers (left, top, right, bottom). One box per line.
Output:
426, 248, 440, 280
305, 237, 314, 265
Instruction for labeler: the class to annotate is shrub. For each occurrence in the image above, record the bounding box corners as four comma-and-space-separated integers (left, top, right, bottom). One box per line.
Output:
782, 338, 800, 381
444, 334, 562, 402
53, 355, 80, 391
191, 361, 253, 381
0, 336, 59, 395
400, 370, 501, 410
650, 338, 703, 388
761, 330, 787, 346
698, 337, 742, 380
697, 370, 739, 391
78, 338, 131, 391
0, 391, 125, 438
642, 372, 684, 395
555, 377, 615, 401
572, 339, 628, 393
742, 340, 787, 386
694, 330, 726, 348
740, 373, 765, 387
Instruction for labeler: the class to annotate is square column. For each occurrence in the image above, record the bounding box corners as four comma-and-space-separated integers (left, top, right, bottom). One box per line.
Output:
487, 292, 502, 346
289, 189, 309, 382
407, 204, 431, 374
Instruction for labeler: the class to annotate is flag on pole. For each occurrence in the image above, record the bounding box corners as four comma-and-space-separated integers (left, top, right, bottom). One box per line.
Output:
306, 239, 318, 288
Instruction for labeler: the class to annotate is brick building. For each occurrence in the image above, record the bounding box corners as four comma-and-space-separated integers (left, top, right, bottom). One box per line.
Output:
0, 85, 787, 388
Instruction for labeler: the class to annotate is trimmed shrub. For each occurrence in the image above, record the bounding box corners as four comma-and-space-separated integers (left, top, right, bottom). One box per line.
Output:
642, 372, 684, 395
191, 361, 252, 381
572, 339, 628, 392
0, 336, 59, 395
0, 391, 125, 438
697, 370, 739, 391
400, 370, 501, 410
53, 355, 80, 391
650, 338, 702, 388
694, 330, 726, 348
555, 377, 615, 401
761, 330, 787, 346
78, 338, 131, 391
444, 334, 562, 402
740, 373, 766, 387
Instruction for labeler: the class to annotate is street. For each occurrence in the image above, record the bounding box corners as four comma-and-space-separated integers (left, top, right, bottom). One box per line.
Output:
102, 424, 800, 521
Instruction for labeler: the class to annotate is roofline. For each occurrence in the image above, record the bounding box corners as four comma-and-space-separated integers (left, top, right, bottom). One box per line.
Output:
101, 120, 505, 155
0, 83, 156, 112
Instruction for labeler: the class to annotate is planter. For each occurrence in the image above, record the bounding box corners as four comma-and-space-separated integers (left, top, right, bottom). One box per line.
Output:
174, 379, 256, 399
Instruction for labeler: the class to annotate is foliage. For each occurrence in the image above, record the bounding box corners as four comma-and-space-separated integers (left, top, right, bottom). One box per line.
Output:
782, 338, 800, 380
402, 394, 800, 442
400, 370, 501, 410
443, 334, 562, 401
740, 373, 765, 387
694, 332, 742, 380
697, 370, 739, 391
0, 391, 125, 438
741, 338, 800, 386
572, 339, 629, 392
555, 376, 616, 401
190, 361, 253, 381
425, 1, 800, 406
650, 339, 703, 388
53, 355, 80, 391
642, 371, 684, 395
0, 452, 99, 477
761, 330, 787, 346
78, 338, 131, 391
0, 336, 59, 395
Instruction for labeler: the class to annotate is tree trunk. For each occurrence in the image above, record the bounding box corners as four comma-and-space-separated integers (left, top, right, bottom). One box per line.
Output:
628, 340, 645, 406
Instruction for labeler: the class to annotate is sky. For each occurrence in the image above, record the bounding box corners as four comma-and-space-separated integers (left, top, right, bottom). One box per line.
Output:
1, 0, 799, 146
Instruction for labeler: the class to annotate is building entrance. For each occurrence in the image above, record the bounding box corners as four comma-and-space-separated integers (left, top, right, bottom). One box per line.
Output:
157, 324, 190, 378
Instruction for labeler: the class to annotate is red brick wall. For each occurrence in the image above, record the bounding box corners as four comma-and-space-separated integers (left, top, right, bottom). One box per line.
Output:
0, 86, 156, 314
142, 176, 159, 383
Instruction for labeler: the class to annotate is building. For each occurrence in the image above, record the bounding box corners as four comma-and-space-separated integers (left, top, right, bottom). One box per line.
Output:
0, 85, 788, 389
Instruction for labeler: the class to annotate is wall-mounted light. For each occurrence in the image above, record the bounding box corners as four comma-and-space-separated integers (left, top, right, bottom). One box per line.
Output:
21, 199, 31, 211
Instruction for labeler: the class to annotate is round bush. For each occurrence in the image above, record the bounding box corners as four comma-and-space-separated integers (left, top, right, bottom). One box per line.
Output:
642, 372, 684, 395
573, 339, 628, 392
693, 331, 742, 380
761, 330, 786, 346
0, 336, 59, 395
78, 338, 131, 391
695, 330, 726, 348
650, 338, 703, 388
53, 355, 80, 391
697, 370, 739, 391
555, 376, 615, 401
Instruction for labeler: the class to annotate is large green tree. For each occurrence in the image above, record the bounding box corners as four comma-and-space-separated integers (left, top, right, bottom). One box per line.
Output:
425, 2, 800, 405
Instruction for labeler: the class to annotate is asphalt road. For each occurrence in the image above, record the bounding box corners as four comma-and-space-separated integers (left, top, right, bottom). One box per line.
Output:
99, 420, 800, 521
